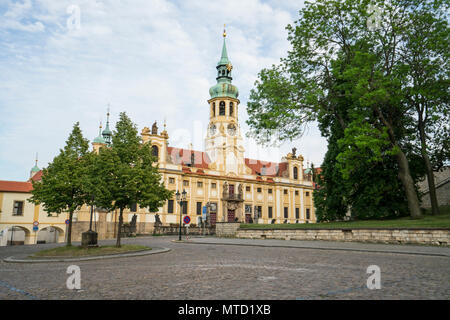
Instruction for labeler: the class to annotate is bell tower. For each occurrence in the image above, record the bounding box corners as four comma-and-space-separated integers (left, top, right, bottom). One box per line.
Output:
205, 27, 246, 176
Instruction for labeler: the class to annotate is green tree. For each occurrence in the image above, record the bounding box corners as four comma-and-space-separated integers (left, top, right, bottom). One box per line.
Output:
247, 0, 448, 219
29, 122, 90, 246
400, 2, 450, 214
93, 112, 172, 247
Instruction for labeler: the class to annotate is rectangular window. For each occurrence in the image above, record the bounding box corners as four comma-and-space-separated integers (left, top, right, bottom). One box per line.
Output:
284, 207, 288, 218
183, 180, 189, 187
130, 202, 137, 212
295, 208, 300, 219
196, 202, 202, 215
306, 208, 310, 220
257, 206, 262, 218
268, 189, 272, 194
246, 186, 251, 192
13, 201, 24, 215
168, 200, 174, 213
295, 190, 299, 196
268, 206, 273, 218
197, 181, 203, 188
245, 204, 252, 213
210, 202, 217, 212
257, 187, 262, 193
183, 201, 188, 215
284, 189, 288, 195
211, 183, 217, 189
169, 177, 175, 184
306, 192, 310, 196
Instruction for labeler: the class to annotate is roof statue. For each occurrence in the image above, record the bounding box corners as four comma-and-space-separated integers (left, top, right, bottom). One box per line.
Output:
152, 121, 158, 135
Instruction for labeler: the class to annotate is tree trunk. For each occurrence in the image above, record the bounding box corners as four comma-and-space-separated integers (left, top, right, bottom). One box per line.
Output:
396, 149, 422, 219
418, 123, 440, 215
67, 210, 73, 246
116, 208, 123, 247
374, 106, 422, 219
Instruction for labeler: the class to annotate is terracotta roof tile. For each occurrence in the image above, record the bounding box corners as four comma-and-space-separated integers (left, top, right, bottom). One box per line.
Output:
167, 147, 211, 169
29, 170, 43, 182
244, 158, 288, 177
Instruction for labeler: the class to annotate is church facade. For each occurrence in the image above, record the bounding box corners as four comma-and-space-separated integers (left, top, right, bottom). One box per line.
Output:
91, 31, 316, 227
0, 32, 316, 246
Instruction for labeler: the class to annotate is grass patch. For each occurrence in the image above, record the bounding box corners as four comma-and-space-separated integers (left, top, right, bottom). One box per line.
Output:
32, 244, 151, 258
241, 212, 450, 230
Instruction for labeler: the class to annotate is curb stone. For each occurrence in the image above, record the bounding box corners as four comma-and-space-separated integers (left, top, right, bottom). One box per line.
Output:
3, 247, 171, 263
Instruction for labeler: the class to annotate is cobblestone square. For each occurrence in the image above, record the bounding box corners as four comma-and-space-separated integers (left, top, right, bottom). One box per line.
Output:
0, 236, 449, 300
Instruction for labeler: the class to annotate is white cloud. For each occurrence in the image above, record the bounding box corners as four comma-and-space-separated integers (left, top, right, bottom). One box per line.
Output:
0, 0, 326, 181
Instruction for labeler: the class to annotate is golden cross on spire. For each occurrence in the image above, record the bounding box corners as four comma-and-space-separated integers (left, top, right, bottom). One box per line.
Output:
223, 24, 226, 38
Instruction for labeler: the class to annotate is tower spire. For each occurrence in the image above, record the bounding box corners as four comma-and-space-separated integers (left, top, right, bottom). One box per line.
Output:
30, 152, 40, 177
218, 26, 230, 66
209, 27, 238, 99
102, 104, 112, 145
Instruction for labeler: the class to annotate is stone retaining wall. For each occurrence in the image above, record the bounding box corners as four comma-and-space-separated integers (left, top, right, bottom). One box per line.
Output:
216, 222, 241, 237
236, 228, 449, 245
216, 223, 450, 246
151, 225, 215, 236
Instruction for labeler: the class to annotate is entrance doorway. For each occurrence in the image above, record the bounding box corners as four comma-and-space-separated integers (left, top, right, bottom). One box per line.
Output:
227, 210, 235, 222
209, 212, 217, 225
245, 214, 252, 223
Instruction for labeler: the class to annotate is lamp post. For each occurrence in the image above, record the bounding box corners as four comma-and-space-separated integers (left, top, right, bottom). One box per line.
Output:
89, 194, 94, 231
176, 189, 187, 241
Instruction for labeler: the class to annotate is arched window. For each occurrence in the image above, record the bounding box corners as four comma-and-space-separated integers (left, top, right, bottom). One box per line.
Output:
151, 145, 159, 159
212, 102, 216, 117
229, 102, 233, 116
293, 166, 298, 180
219, 101, 225, 115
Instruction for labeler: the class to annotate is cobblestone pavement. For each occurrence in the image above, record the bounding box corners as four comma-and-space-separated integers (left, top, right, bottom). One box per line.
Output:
0, 236, 448, 300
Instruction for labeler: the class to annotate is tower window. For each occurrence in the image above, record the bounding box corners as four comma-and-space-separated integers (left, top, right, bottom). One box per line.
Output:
293, 166, 298, 179
212, 102, 216, 117
229, 102, 233, 116
151, 145, 159, 158
219, 101, 225, 115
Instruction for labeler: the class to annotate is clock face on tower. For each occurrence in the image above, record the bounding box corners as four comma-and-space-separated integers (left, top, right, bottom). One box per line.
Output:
209, 124, 217, 136
227, 124, 236, 136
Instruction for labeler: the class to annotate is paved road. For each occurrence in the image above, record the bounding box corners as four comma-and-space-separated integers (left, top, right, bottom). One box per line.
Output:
0, 236, 448, 300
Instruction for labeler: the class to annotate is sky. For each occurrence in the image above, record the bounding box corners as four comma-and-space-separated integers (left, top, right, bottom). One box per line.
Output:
0, 0, 328, 182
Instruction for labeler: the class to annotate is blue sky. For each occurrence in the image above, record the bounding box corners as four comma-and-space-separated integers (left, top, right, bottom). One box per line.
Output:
0, 0, 327, 181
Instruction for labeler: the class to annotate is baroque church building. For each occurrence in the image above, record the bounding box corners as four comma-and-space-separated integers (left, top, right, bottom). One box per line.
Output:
0, 31, 316, 246
92, 31, 316, 227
